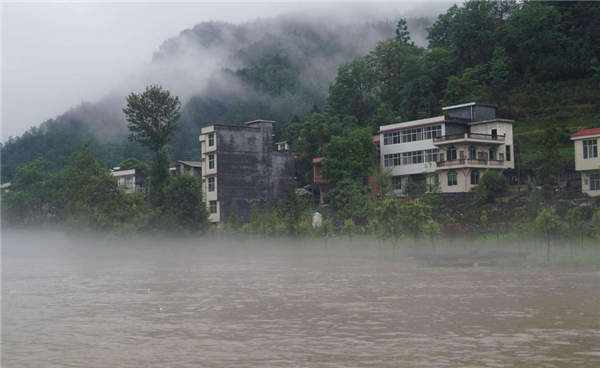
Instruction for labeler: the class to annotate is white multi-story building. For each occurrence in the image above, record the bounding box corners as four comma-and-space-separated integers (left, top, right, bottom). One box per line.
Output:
571, 128, 600, 197
379, 103, 514, 193
110, 169, 148, 194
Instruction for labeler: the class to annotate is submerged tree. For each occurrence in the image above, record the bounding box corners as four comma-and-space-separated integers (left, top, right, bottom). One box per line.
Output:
534, 207, 560, 263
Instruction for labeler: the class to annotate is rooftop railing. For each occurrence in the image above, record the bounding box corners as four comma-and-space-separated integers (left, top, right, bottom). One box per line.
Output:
433, 133, 506, 143
436, 159, 505, 167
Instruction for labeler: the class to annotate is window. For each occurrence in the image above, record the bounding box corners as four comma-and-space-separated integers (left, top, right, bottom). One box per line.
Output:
447, 170, 458, 186
590, 174, 600, 191
491, 129, 497, 138
208, 177, 215, 192
583, 139, 598, 159
384, 149, 438, 167
489, 148, 498, 160
392, 176, 402, 190
208, 154, 215, 170
447, 146, 457, 160
382, 125, 441, 145
384, 153, 402, 167
470, 170, 480, 185
209, 200, 217, 214
208, 133, 215, 147
505, 145, 511, 161
469, 146, 477, 159
383, 131, 401, 145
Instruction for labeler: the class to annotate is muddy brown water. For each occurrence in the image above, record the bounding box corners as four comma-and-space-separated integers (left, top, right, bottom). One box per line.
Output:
2, 236, 599, 367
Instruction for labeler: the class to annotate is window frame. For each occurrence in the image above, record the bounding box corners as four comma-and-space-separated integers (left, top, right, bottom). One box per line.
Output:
208, 133, 215, 147
489, 148, 498, 160
209, 200, 217, 214
583, 139, 598, 159
208, 154, 215, 170
208, 177, 215, 192
447, 146, 457, 161
470, 169, 480, 185
469, 146, 477, 159
447, 170, 458, 186
505, 145, 511, 161
590, 173, 600, 191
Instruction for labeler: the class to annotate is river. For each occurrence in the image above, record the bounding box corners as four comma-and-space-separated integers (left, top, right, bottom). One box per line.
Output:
2, 233, 599, 367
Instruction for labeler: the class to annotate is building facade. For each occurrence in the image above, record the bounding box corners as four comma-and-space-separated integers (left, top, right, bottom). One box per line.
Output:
110, 169, 148, 193
379, 103, 514, 194
198, 120, 296, 223
571, 128, 600, 197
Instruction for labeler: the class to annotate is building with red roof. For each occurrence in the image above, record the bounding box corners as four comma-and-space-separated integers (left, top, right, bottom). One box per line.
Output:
571, 128, 600, 197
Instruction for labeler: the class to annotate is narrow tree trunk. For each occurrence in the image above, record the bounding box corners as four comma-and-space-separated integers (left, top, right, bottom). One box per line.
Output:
547, 232, 551, 263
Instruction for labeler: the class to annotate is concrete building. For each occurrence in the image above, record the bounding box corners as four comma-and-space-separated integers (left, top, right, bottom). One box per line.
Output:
198, 120, 296, 223
313, 135, 381, 204
110, 169, 148, 193
176, 160, 202, 182
571, 128, 600, 197
379, 102, 514, 193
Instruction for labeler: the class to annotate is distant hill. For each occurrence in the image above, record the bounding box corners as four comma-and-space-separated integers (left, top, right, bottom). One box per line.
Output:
1, 15, 434, 182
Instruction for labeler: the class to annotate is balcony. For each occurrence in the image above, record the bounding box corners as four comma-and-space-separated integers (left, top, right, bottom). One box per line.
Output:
436, 159, 505, 169
433, 132, 505, 145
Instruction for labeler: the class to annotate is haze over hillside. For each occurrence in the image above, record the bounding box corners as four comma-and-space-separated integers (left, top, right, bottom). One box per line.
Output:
2, 2, 452, 141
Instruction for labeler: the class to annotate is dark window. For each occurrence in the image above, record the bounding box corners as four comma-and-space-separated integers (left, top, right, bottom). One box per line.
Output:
469, 146, 477, 159
590, 174, 600, 191
209, 200, 217, 214
392, 176, 402, 190
489, 148, 498, 160
447, 146, 457, 160
208, 154, 215, 170
447, 170, 458, 186
583, 139, 598, 159
208, 177, 215, 192
470, 170, 480, 185
491, 129, 497, 138
208, 133, 215, 147
506, 145, 511, 161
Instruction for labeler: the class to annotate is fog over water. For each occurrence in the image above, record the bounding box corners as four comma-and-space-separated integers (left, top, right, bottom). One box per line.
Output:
2, 232, 600, 367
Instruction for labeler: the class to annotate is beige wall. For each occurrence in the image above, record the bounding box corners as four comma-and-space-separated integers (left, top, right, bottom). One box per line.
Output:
581, 169, 600, 197
573, 137, 600, 171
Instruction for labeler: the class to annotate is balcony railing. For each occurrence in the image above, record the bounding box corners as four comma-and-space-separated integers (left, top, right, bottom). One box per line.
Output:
436, 159, 505, 167
433, 132, 506, 143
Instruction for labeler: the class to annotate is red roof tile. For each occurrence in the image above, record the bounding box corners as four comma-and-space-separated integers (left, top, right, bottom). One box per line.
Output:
571, 128, 600, 138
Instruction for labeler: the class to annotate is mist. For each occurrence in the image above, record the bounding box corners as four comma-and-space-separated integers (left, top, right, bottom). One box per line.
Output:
2, 2, 456, 141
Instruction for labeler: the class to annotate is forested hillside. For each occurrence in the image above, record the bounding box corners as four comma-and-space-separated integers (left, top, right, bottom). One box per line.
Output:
2, 1, 600, 184
1, 15, 432, 182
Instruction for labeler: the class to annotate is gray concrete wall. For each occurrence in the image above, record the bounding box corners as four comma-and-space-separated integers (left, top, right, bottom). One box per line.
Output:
445, 105, 497, 122
215, 122, 295, 222
445, 123, 468, 135
472, 105, 497, 122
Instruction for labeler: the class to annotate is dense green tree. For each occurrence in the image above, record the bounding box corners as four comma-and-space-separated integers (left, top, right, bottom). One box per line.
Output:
1, 159, 66, 227
372, 196, 404, 257
490, 46, 511, 99
320, 128, 376, 183
117, 158, 150, 176
279, 181, 310, 237
329, 179, 372, 223
327, 58, 377, 125
534, 207, 560, 263
124, 85, 181, 158
149, 150, 172, 208
534, 127, 562, 185
163, 172, 210, 234
399, 200, 432, 253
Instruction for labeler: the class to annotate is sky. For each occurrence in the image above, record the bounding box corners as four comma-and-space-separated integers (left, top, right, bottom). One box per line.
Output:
1, 1, 454, 141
